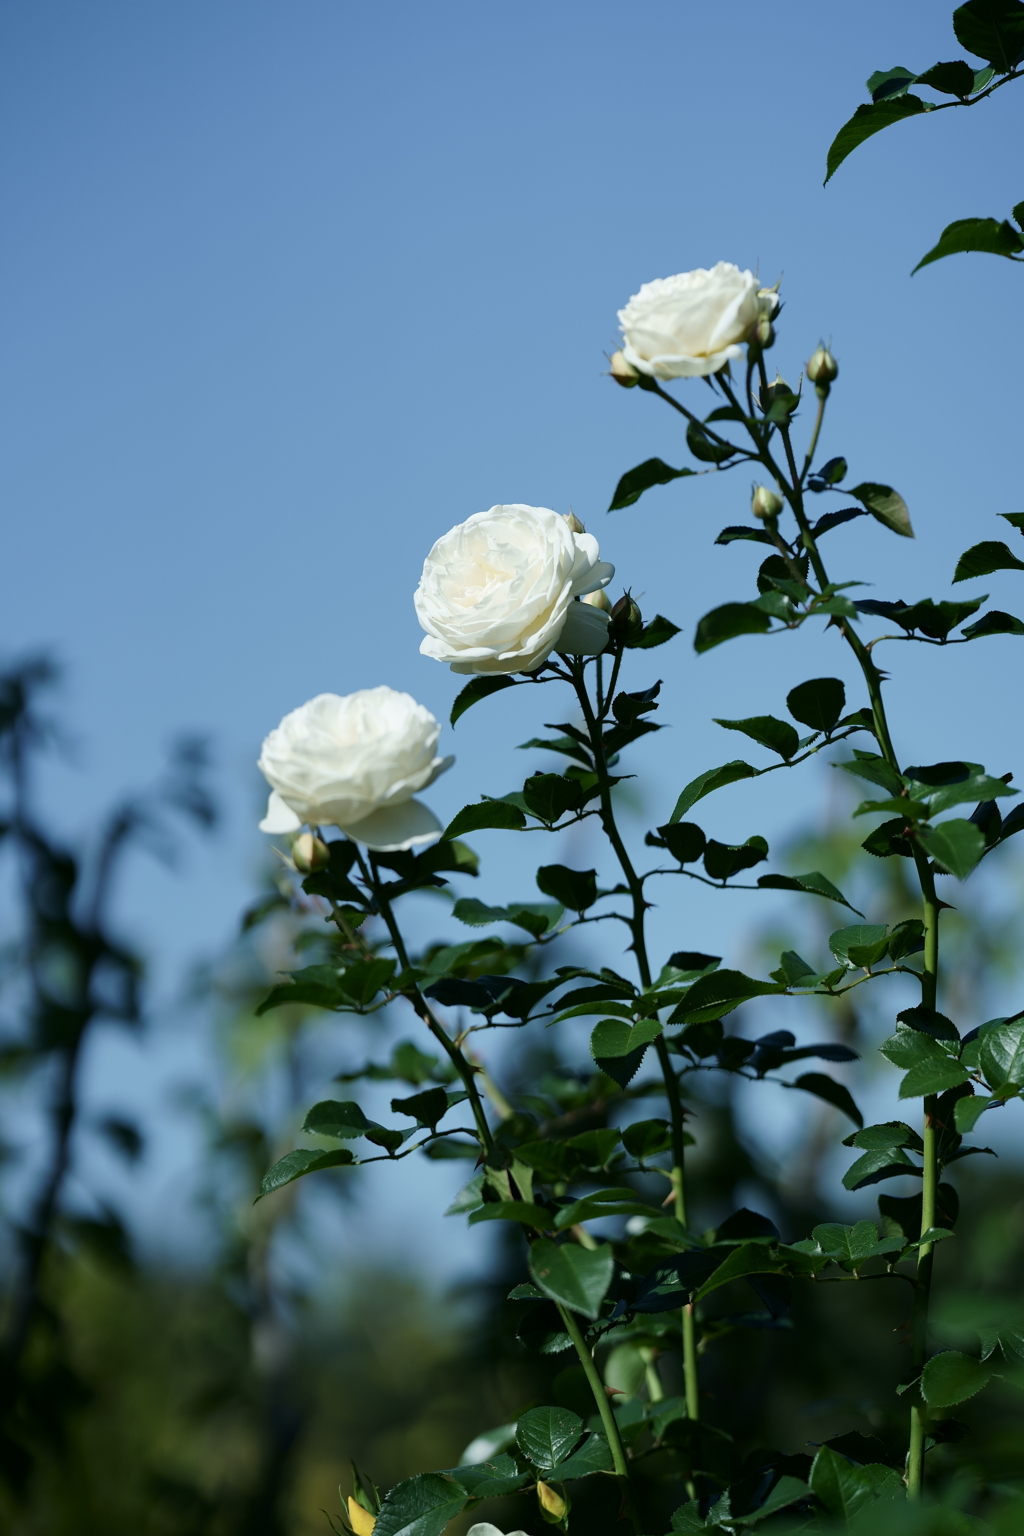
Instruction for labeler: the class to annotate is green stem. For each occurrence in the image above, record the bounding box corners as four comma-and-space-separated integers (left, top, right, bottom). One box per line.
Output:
362, 852, 495, 1156
767, 416, 942, 1495
571, 659, 701, 1421
557, 1303, 641, 1532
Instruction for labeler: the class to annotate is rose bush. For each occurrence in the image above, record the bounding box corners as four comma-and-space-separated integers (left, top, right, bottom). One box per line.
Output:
257, 687, 452, 851
618, 261, 767, 379
414, 504, 613, 674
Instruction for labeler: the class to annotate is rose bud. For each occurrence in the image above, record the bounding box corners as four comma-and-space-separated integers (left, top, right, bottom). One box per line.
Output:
346, 1498, 376, 1536
751, 485, 783, 520
807, 346, 838, 396
611, 593, 643, 641
752, 313, 775, 351
291, 832, 331, 873
562, 511, 586, 535
537, 1481, 568, 1522
583, 588, 612, 612
609, 349, 639, 387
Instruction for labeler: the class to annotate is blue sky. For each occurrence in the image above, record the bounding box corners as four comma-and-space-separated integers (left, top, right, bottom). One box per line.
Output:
2, 0, 1022, 1259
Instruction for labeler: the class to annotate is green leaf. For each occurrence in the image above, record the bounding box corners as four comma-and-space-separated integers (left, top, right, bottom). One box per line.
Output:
443, 800, 527, 839
786, 676, 846, 732
954, 539, 1024, 582
921, 818, 986, 879
523, 773, 584, 823
391, 1086, 450, 1128
921, 1350, 993, 1407
536, 864, 597, 912
850, 482, 914, 538
303, 1100, 376, 1139
900, 1057, 970, 1098
810, 1446, 904, 1518
549, 1432, 615, 1480
713, 714, 799, 759
955, 1094, 993, 1132
788, 1073, 863, 1127
757, 870, 863, 915
257, 1146, 355, 1199
843, 1146, 917, 1191
694, 603, 772, 654
837, 750, 904, 796
824, 96, 928, 183
622, 1118, 674, 1159
444, 1455, 528, 1499
715, 524, 774, 547
742, 1477, 811, 1524
670, 969, 784, 1024
529, 1238, 614, 1319
686, 418, 736, 463
809, 1220, 904, 1264
669, 761, 757, 820
336, 957, 397, 1006
879, 1025, 952, 1071
452, 897, 561, 937
555, 1190, 660, 1228
914, 59, 978, 95
962, 609, 1024, 638
979, 1017, 1024, 1089
829, 924, 889, 968
703, 836, 769, 881
450, 675, 520, 727
845, 1120, 922, 1151
515, 1406, 586, 1471
373, 1473, 468, 1536
917, 216, 1024, 273
656, 821, 707, 864
692, 1241, 788, 1303
953, 0, 1024, 73
590, 1017, 662, 1059
631, 613, 682, 649
866, 65, 918, 101
609, 458, 696, 511
468, 1200, 553, 1228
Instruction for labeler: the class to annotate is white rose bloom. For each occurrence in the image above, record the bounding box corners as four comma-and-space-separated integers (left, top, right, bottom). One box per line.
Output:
415, 504, 614, 675
466, 1526, 530, 1536
257, 687, 453, 852
618, 261, 768, 380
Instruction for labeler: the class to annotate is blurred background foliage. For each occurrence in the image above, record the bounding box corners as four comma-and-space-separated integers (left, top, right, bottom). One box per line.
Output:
1, 659, 1023, 1534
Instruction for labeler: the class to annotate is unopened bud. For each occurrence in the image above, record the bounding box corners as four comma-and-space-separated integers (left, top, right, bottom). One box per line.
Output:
537, 1481, 568, 1522
583, 588, 612, 612
807, 345, 838, 396
611, 593, 643, 640
751, 485, 783, 520
292, 832, 331, 873
752, 312, 775, 351
609, 349, 639, 387
347, 1499, 376, 1536
562, 510, 586, 535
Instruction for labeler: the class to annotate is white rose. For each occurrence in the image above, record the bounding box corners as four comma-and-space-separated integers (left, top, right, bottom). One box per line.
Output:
415, 505, 614, 675
618, 261, 767, 380
466, 1526, 530, 1536
257, 687, 453, 852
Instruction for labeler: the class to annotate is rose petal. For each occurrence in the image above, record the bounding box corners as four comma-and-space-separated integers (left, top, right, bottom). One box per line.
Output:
259, 790, 303, 835
339, 798, 443, 852
556, 599, 610, 655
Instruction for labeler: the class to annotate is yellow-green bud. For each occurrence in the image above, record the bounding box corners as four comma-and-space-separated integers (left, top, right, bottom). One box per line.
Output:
752, 312, 775, 351
609, 349, 639, 387
583, 588, 612, 612
751, 485, 783, 520
562, 510, 586, 535
292, 832, 331, 873
537, 1480, 569, 1523
807, 346, 838, 397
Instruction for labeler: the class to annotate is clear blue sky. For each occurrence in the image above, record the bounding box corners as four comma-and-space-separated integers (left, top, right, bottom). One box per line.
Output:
2, 1, 1022, 1255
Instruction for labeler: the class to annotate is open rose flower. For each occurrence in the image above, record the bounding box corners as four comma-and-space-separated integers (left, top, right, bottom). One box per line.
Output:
618, 262, 771, 380
257, 687, 453, 851
415, 504, 614, 675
